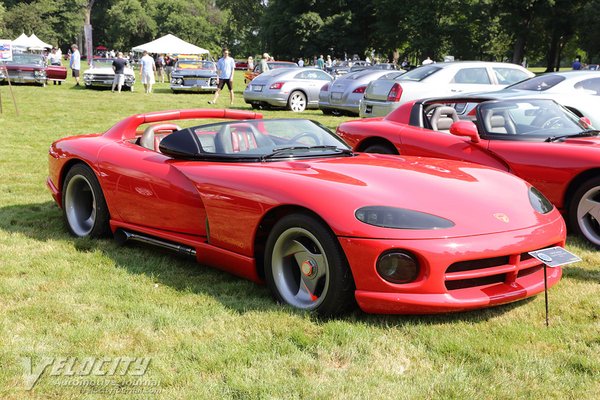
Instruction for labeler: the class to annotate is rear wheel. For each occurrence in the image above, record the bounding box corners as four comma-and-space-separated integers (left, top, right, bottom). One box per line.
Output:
363, 143, 398, 154
265, 213, 355, 316
62, 164, 110, 238
569, 177, 600, 247
288, 91, 307, 112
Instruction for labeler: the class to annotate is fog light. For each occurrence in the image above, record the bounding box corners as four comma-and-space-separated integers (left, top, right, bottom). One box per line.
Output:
377, 251, 419, 284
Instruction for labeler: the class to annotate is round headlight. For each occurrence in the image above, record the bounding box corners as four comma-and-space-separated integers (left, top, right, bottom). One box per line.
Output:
529, 187, 553, 214
377, 251, 420, 284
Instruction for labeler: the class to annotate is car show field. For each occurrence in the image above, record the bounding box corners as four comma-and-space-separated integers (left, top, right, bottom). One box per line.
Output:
0, 72, 599, 398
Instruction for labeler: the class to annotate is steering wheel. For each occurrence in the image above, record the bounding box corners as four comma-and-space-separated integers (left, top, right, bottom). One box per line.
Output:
542, 116, 563, 129
290, 131, 321, 145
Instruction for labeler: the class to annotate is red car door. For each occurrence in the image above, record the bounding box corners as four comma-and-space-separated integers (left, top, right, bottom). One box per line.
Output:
398, 125, 511, 172
485, 140, 573, 209
96, 141, 207, 236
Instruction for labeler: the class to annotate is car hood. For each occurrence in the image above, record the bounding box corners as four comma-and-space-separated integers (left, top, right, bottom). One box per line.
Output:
84, 66, 134, 75
172, 153, 561, 240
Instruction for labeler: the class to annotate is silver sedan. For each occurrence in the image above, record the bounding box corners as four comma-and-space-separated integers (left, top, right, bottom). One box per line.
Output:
244, 68, 333, 112
319, 69, 404, 115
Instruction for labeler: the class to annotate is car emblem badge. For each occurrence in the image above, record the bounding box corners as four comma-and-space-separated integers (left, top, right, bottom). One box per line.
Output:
494, 213, 510, 223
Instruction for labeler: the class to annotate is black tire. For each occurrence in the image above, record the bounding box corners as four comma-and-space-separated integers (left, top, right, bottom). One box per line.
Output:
363, 143, 398, 154
264, 213, 355, 316
288, 91, 307, 112
568, 177, 600, 247
62, 163, 110, 238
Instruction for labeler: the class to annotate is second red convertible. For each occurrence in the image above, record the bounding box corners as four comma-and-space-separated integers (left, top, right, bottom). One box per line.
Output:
337, 97, 600, 247
48, 109, 566, 315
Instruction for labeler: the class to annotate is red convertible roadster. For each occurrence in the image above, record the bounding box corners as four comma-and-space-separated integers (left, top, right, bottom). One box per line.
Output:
48, 109, 565, 315
338, 97, 600, 248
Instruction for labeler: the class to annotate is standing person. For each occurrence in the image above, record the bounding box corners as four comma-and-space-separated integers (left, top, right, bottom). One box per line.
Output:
422, 56, 433, 65
164, 55, 174, 82
111, 52, 128, 93
297, 57, 304, 67
258, 53, 270, 73
247, 56, 254, 71
209, 48, 236, 106
325, 55, 332, 72
48, 48, 62, 85
572, 57, 582, 70
139, 50, 156, 94
69, 44, 81, 86
156, 54, 165, 83
317, 55, 324, 70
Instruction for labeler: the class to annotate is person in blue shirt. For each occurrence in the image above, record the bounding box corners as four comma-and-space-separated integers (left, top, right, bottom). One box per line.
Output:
572, 58, 582, 70
209, 48, 236, 106
69, 44, 81, 86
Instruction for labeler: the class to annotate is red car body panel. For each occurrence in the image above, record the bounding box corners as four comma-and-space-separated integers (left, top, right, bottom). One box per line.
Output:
46, 64, 68, 81
338, 99, 600, 213
48, 108, 567, 314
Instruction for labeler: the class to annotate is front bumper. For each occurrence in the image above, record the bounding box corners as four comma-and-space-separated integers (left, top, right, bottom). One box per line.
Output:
339, 217, 566, 314
170, 76, 217, 92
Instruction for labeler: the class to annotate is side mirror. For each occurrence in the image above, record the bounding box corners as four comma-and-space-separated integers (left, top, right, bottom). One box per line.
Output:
579, 116, 592, 129
450, 120, 480, 143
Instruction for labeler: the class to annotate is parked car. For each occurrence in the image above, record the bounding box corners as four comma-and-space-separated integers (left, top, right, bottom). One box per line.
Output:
83, 58, 135, 90
464, 71, 600, 127
0, 53, 66, 86
48, 108, 565, 315
235, 59, 248, 70
319, 69, 404, 116
330, 60, 371, 78
244, 67, 333, 112
170, 59, 218, 93
244, 61, 297, 83
371, 63, 401, 70
338, 96, 600, 246
359, 61, 534, 117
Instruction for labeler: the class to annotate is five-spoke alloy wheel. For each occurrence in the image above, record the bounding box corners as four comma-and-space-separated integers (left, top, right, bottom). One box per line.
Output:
570, 177, 600, 247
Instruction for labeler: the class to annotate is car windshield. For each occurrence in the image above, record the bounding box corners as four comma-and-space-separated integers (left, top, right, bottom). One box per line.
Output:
167, 119, 351, 161
397, 65, 442, 82
478, 99, 589, 138
175, 60, 215, 70
506, 74, 566, 91
5, 53, 44, 66
91, 59, 122, 69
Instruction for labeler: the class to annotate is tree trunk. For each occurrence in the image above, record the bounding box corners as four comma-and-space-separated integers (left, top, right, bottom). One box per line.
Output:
544, 28, 561, 72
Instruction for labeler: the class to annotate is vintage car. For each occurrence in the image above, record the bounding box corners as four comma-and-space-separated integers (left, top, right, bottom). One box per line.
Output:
83, 58, 135, 90
170, 59, 218, 93
244, 61, 298, 83
359, 61, 534, 117
0, 53, 66, 85
244, 67, 333, 112
338, 96, 600, 247
319, 69, 403, 116
48, 109, 565, 315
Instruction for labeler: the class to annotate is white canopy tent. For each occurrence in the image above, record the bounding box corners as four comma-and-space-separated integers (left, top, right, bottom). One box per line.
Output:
11, 33, 30, 49
27, 34, 52, 50
132, 34, 209, 55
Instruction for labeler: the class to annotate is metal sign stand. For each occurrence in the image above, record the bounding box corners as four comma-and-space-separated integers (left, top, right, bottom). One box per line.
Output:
0, 65, 19, 115
543, 264, 549, 327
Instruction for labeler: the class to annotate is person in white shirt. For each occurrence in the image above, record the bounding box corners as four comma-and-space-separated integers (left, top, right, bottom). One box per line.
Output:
69, 44, 81, 86
209, 48, 236, 106
139, 50, 156, 94
422, 56, 433, 65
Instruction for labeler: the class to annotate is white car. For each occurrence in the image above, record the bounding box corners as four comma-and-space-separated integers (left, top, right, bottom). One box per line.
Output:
83, 58, 135, 90
465, 71, 600, 127
359, 61, 534, 117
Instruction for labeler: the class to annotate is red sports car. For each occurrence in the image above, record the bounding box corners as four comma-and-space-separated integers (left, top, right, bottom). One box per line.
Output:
48, 109, 566, 315
337, 97, 600, 248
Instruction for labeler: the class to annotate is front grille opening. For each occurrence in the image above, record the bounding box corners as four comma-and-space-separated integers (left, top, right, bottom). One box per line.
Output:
447, 256, 509, 273
445, 273, 506, 290
517, 265, 543, 278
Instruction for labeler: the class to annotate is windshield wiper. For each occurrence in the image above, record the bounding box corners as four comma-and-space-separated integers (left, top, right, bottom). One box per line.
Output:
260, 145, 353, 161
545, 130, 600, 142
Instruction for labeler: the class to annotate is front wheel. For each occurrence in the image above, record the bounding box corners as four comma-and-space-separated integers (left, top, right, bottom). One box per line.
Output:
264, 213, 355, 316
569, 177, 600, 247
62, 164, 110, 238
288, 91, 307, 112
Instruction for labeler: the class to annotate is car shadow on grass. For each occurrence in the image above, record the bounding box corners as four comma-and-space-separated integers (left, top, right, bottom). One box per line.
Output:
0, 200, 586, 325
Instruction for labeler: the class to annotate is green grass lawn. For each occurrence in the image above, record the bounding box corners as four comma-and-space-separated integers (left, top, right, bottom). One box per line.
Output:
0, 72, 599, 399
